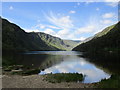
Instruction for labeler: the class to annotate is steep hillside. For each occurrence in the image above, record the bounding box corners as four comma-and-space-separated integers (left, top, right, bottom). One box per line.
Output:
2, 18, 59, 51
94, 24, 115, 38
2, 18, 80, 51
75, 24, 116, 47
63, 40, 80, 50
73, 22, 120, 52
35, 32, 80, 50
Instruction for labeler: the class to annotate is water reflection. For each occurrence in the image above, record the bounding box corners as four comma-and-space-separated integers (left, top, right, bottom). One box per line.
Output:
29, 51, 111, 83
24, 51, 82, 55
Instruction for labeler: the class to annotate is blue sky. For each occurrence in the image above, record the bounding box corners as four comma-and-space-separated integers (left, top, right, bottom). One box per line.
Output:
2, 2, 118, 40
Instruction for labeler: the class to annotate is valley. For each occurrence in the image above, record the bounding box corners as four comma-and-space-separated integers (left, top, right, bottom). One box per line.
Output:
2, 17, 120, 88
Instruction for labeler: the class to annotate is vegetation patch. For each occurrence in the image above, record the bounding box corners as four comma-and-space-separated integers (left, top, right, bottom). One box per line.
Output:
3, 65, 40, 75
96, 74, 120, 88
43, 73, 85, 83
22, 69, 40, 75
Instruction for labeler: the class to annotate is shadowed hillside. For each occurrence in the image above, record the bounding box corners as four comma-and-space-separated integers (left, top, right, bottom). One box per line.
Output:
2, 18, 80, 51
2, 18, 60, 51
73, 22, 120, 53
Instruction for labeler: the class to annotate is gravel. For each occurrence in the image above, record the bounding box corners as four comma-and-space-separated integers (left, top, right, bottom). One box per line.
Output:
2, 75, 95, 88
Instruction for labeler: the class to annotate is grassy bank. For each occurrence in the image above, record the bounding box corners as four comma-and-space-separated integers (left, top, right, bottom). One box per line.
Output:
96, 74, 120, 88
3, 64, 40, 75
43, 73, 85, 83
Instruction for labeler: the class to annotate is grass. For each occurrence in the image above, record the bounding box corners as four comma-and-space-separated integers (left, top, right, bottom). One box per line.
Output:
43, 73, 85, 83
96, 74, 120, 88
3, 65, 40, 75
22, 69, 40, 75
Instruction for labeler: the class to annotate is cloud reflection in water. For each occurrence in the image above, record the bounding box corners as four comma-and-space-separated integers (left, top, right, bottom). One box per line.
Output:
39, 53, 110, 83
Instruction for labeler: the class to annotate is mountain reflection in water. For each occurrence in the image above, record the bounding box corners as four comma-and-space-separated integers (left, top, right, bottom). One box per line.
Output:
25, 51, 110, 83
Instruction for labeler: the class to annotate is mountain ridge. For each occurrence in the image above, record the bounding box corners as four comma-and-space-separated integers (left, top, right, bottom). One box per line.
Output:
2, 18, 80, 51
72, 21, 120, 52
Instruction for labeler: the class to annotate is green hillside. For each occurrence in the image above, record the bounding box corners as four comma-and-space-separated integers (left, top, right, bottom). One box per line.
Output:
94, 24, 115, 38
2, 18, 59, 51
63, 40, 80, 50
73, 22, 120, 52
2, 18, 80, 51
33, 32, 80, 51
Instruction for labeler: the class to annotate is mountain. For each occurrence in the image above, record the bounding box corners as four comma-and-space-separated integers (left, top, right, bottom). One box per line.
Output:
63, 40, 80, 50
2, 18, 59, 51
35, 32, 72, 50
35, 32, 80, 50
2, 18, 80, 51
72, 22, 120, 52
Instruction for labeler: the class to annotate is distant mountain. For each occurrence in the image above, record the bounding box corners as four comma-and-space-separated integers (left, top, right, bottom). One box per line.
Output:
32, 32, 80, 51
63, 40, 81, 50
35, 32, 65, 50
2, 18, 59, 51
73, 22, 120, 52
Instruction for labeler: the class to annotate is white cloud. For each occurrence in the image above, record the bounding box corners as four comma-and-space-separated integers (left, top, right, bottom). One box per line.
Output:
101, 20, 113, 24
102, 12, 115, 18
79, 37, 86, 41
69, 10, 76, 14
57, 29, 69, 36
39, 24, 46, 29
96, 8, 100, 11
24, 29, 39, 32
47, 25, 60, 29
33, 24, 60, 30
33, 24, 46, 29
3, 0, 119, 2
44, 28, 56, 35
45, 11, 74, 30
76, 25, 95, 34
24, 11, 78, 40
77, 2, 80, 6
106, 2, 118, 7
25, 11, 117, 40
104, 0, 119, 2
56, 29, 76, 40
9, 6, 13, 10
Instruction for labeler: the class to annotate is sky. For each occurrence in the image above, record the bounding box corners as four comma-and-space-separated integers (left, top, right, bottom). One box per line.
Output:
2, 2, 118, 40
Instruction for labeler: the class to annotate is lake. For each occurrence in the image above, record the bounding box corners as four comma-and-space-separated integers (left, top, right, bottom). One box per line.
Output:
24, 51, 111, 83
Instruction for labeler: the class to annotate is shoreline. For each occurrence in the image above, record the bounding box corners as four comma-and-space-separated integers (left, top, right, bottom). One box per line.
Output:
2, 74, 95, 88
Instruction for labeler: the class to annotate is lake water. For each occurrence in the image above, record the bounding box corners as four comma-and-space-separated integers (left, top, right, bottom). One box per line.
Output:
24, 51, 111, 83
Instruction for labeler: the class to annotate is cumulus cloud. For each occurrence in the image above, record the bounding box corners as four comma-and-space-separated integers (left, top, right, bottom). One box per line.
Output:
102, 12, 115, 18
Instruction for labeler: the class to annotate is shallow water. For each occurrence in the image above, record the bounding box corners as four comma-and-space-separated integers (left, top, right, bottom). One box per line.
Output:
25, 51, 111, 83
